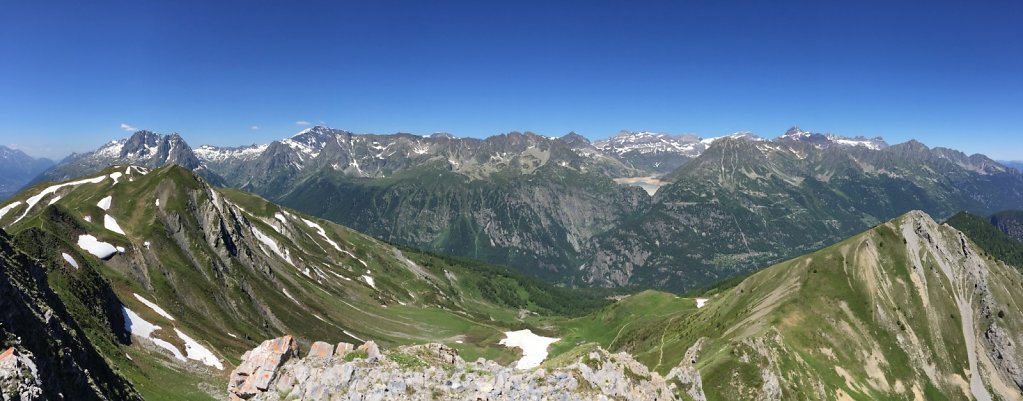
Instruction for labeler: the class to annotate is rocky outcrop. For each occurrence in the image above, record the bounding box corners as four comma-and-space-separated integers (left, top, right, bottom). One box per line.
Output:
229, 336, 300, 400
665, 338, 707, 401
0, 347, 41, 400
230, 336, 704, 401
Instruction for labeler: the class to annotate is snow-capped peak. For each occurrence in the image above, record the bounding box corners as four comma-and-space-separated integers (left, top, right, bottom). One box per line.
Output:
699, 132, 765, 145
776, 127, 888, 150
281, 126, 340, 159
292, 125, 335, 139
595, 130, 705, 157
780, 126, 811, 139
194, 144, 269, 162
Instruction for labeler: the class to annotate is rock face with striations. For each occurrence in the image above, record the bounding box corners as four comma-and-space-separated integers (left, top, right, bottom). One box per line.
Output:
229, 336, 702, 401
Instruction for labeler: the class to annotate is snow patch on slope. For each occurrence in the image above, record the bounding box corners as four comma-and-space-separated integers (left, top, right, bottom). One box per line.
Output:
499, 329, 560, 369
283, 288, 299, 304
122, 306, 186, 362
61, 253, 79, 269
122, 307, 160, 337
104, 214, 126, 235
251, 226, 294, 265
134, 293, 175, 321
9, 174, 109, 226
0, 201, 22, 220
343, 330, 365, 342
77, 235, 119, 259
174, 328, 224, 370
97, 196, 112, 210
302, 218, 342, 252
342, 250, 368, 267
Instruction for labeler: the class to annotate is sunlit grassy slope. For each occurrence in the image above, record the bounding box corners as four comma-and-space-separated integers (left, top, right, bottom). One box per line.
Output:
547, 211, 1023, 400
0, 165, 608, 400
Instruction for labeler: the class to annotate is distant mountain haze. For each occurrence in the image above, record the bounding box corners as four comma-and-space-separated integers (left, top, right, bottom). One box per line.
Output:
0, 145, 54, 200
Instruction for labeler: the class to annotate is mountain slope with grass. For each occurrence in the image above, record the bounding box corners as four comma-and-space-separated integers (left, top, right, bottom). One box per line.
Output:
0, 165, 610, 400
549, 211, 1023, 400
0, 228, 142, 400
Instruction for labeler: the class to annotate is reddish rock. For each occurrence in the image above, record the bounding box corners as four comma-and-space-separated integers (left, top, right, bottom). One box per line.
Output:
0, 347, 16, 370
228, 335, 299, 399
0, 347, 13, 361
307, 341, 333, 360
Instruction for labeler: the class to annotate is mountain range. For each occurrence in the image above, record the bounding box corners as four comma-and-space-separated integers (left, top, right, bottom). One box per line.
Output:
25, 126, 1023, 292
3, 165, 1023, 399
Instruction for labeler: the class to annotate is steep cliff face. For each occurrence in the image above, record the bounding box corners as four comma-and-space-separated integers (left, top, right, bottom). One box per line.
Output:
0, 229, 141, 401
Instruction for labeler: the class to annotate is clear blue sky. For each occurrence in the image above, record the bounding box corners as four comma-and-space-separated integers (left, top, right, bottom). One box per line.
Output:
1, 0, 1021, 160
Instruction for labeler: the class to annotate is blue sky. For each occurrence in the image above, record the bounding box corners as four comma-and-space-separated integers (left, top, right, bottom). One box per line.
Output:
1, 0, 1021, 160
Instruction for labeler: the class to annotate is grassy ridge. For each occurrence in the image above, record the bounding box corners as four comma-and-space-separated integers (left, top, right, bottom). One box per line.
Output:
546, 212, 1023, 400
0, 165, 622, 401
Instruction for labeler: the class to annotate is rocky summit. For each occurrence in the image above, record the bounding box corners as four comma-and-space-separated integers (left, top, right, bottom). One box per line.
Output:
229, 335, 709, 401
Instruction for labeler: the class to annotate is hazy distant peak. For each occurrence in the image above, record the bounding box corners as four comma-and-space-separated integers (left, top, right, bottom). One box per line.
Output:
776, 127, 888, 150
